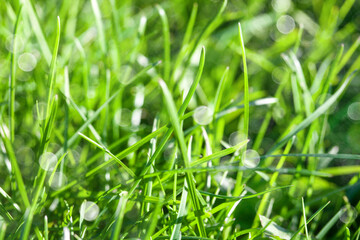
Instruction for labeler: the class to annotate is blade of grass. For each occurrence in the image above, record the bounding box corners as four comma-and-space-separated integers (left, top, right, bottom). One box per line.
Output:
170, 175, 189, 240
9, 5, 22, 142
159, 79, 207, 237
144, 198, 163, 240
337, 37, 360, 73
320, 165, 360, 175
90, 0, 107, 54
0, 125, 30, 208
126, 47, 205, 199
156, 5, 171, 84
20, 0, 51, 64
0, 222, 6, 240
213, 67, 229, 118
302, 197, 309, 239
291, 201, 331, 239
46, 16, 60, 120
234, 22, 249, 196
316, 207, 343, 239
171, 3, 198, 82
78, 132, 135, 177
44, 216, 48, 240
84, 126, 166, 178
22, 95, 58, 239
253, 137, 294, 228
190, 139, 248, 167
111, 191, 128, 240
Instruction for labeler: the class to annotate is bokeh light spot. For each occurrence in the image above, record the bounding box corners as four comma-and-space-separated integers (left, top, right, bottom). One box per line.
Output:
194, 106, 213, 125
276, 15, 295, 34
39, 152, 57, 171
18, 53, 37, 72
242, 149, 260, 168
80, 201, 100, 222
347, 102, 360, 120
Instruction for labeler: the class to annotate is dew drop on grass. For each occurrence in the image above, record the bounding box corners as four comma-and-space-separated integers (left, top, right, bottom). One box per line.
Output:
340, 206, 358, 224
194, 106, 213, 125
18, 53, 37, 72
229, 131, 247, 146
114, 108, 132, 127
242, 149, 260, 168
50, 172, 67, 189
39, 152, 57, 171
80, 201, 100, 222
276, 15, 295, 34
272, 0, 291, 13
347, 102, 360, 120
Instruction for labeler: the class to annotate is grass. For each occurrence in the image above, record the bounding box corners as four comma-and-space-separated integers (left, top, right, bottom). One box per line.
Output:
1, 0, 360, 239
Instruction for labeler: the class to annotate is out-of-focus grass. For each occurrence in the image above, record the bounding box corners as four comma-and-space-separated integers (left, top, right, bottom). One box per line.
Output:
1, 0, 360, 239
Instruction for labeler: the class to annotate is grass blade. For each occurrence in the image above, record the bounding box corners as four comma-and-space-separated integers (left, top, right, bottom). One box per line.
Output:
268, 72, 356, 154
234, 22, 249, 195
9, 5, 22, 142
170, 180, 189, 240
79, 132, 136, 177
46, 16, 60, 120
0, 125, 30, 208
291, 201, 331, 239
156, 5, 171, 84
159, 79, 207, 237
90, 0, 107, 54
111, 191, 128, 240
190, 139, 248, 167
20, 0, 51, 64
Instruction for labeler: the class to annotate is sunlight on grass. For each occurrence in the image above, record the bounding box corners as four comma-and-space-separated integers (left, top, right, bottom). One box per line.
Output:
1, 0, 360, 239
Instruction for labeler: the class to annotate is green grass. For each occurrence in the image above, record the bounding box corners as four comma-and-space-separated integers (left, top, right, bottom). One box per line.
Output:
1, 0, 360, 239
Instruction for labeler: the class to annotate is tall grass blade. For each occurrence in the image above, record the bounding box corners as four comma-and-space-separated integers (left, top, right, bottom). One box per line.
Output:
156, 5, 171, 83
159, 79, 207, 237
9, 5, 22, 142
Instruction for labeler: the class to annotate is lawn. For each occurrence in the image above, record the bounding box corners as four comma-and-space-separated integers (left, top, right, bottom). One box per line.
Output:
1, 0, 360, 239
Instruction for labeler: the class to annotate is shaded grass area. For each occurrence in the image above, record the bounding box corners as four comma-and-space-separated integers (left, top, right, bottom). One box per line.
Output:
1, 0, 360, 239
